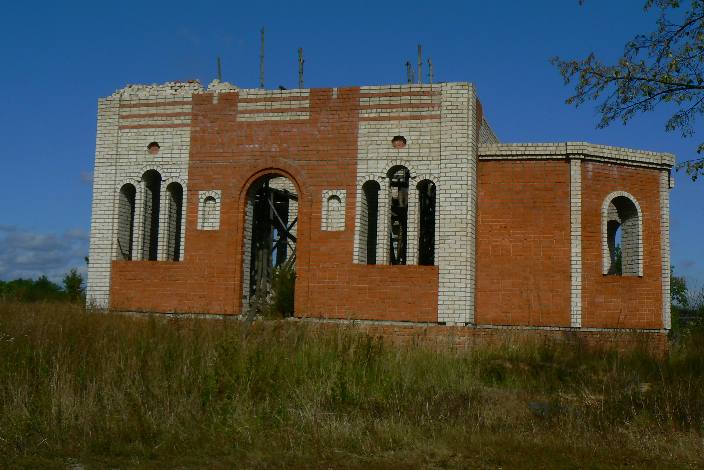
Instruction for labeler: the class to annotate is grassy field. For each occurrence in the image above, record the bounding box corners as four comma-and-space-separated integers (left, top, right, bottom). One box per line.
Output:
1, 302, 703, 468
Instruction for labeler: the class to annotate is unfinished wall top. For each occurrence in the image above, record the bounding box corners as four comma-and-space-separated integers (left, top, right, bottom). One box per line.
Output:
107, 80, 206, 100
479, 142, 675, 169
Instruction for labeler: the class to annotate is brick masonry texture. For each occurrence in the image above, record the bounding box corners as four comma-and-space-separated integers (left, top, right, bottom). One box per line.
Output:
108, 84, 440, 321
580, 162, 664, 329
476, 160, 572, 327
88, 79, 674, 339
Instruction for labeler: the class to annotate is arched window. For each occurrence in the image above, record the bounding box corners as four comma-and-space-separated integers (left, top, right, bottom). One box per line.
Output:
165, 182, 183, 261
116, 183, 136, 260
388, 166, 410, 265
417, 179, 436, 266
141, 170, 161, 261
603, 193, 642, 276
360, 180, 380, 264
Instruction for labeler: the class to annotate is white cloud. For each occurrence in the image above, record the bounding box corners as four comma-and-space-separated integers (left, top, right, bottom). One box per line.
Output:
0, 225, 89, 283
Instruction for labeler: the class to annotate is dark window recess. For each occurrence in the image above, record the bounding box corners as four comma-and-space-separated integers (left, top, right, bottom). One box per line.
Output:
166, 182, 183, 261
117, 183, 136, 260
418, 180, 436, 265
388, 166, 410, 265
142, 169, 161, 260
362, 180, 380, 264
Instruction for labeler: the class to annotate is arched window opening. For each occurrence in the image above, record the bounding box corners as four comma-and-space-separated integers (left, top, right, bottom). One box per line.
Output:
388, 166, 410, 265
142, 170, 161, 261
117, 183, 136, 260
325, 195, 344, 231
165, 182, 183, 261
417, 180, 436, 266
244, 175, 298, 316
361, 180, 380, 264
605, 195, 641, 276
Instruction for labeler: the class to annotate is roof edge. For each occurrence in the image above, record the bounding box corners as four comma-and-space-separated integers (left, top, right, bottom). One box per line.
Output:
478, 142, 675, 168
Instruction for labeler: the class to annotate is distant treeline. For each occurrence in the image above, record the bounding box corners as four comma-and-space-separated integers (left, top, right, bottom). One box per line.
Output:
0, 269, 84, 303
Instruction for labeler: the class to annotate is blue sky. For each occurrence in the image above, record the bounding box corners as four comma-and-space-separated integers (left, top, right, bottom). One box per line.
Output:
0, 0, 702, 287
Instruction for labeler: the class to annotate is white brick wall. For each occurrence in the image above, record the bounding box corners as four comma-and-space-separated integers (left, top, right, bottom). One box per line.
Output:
353, 83, 476, 325
87, 98, 120, 308
87, 82, 199, 308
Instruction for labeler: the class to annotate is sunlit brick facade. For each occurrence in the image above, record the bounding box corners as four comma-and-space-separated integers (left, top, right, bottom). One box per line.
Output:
87, 80, 675, 341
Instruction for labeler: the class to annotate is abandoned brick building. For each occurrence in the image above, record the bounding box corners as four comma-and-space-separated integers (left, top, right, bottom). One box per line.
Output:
87, 79, 675, 340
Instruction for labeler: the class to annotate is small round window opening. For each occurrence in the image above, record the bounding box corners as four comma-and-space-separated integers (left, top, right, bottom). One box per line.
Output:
391, 135, 407, 149
147, 141, 160, 155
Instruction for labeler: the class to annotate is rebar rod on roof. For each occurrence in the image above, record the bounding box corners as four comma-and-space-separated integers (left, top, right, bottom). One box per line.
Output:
298, 47, 304, 89
259, 28, 265, 89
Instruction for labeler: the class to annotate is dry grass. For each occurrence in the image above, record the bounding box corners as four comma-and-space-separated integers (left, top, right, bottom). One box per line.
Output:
1, 302, 703, 468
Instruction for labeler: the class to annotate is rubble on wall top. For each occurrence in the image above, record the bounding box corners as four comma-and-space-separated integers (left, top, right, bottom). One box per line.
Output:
109, 79, 239, 100
109, 80, 205, 99
207, 79, 238, 93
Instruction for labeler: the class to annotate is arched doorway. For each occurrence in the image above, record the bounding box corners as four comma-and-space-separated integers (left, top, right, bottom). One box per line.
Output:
242, 174, 298, 317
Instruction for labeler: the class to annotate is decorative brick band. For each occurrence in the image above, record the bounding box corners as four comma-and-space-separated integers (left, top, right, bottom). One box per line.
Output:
118, 123, 191, 130
359, 90, 441, 98
237, 95, 309, 103
119, 100, 193, 109
237, 106, 309, 114
358, 103, 441, 111
359, 114, 441, 122
119, 112, 192, 120
237, 112, 310, 122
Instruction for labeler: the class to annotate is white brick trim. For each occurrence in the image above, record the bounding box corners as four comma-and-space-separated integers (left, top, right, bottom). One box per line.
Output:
198, 190, 222, 231
659, 171, 672, 330
87, 98, 120, 308
321, 189, 346, 231
570, 160, 582, 328
479, 142, 675, 169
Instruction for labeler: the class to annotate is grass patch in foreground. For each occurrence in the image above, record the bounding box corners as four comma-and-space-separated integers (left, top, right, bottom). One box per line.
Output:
1, 302, 703, 468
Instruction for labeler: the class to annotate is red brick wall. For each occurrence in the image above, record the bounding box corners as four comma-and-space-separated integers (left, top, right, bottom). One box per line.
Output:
110, 88, 439, 321
580, 161, 663, 328
475, 160, 571, 326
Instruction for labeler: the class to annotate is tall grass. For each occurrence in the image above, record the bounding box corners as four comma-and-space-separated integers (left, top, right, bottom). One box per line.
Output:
1, 302, 703, 468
